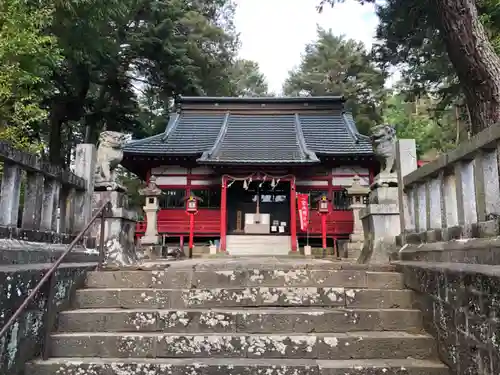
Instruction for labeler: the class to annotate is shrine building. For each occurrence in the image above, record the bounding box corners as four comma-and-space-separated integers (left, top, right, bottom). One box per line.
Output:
122, 96, 377, 255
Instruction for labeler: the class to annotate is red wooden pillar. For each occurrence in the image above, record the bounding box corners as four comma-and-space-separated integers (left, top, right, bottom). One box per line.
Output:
321, 214, 327, 249
188, 213, 195, 257
290, 178, 297, 252
220, 176, 227, 252
369, 166, 375, 185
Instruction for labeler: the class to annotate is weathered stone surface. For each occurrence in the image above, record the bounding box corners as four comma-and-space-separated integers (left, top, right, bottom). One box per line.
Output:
162, 257, 397, 272
0, 246, 99, 265
0, 262, 95, 375
318, 359, 448, 375
49, 331, 436, 359
397, 261, 500, 374
26, 358, 449, 375
91, 190, 137, 267
94, 131, 127, 191
84, 269, 404, 289
24, 258, 447, 375
399, 236, 500, 264
0, 141, 85, 189
74, 287, 414, 309
57, 308, 423, 333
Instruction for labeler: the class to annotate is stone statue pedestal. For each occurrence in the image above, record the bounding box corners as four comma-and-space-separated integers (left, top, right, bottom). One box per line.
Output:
91, 190, 138, 267
358, 181, 401, 264
370, 173, 398, 189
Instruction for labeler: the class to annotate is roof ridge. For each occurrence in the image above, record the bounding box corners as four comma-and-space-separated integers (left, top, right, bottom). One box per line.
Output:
161, 113, 181, 142
342, 112, 370, 143
123, 132, 164, 149
198, 112, 230, 162
294, 113, 319, 162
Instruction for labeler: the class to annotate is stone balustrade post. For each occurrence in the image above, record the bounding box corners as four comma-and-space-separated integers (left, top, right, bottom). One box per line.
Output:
428, 173, 443, 231
22, 170, 44, 230
40, 178, 59, 231
455, 160, 477, 236
396, 139, 418, 238
0, 163, 22, 226
73, 144, 96, 232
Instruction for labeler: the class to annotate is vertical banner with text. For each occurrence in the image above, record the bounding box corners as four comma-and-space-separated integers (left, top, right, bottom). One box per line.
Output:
296, 193, 309, 232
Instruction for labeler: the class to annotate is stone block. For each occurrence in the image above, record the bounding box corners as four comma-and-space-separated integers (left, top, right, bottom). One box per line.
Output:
48, 331, 437, 360
57, 307, 423, 335
26, 358, 449, 375
85, 269, 193, 289
359, 202, 401, 264
345, 289, 414, 309
91, 190, 138, 267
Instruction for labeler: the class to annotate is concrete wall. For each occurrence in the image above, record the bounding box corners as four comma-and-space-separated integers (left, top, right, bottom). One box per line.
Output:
399, 262, 499, 374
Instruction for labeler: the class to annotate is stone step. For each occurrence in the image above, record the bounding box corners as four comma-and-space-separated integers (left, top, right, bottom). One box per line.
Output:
74, 287, 414, 309
26, 357, 450, 375
117, 258, 397, 272
49, 331, 436, 360
57, 307, 423, 333
85, 269, 404, 289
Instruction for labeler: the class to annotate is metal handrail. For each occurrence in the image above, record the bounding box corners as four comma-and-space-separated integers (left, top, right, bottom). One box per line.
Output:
0, 200, 112, 359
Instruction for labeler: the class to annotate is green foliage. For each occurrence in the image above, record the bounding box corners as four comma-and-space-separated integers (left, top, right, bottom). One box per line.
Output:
0, 0, 61, 130
229, 59, 270, 97
383, 94, 456, 157
0, 0, 243, 166
283, 28, 386, 134
371, 0, 500, 109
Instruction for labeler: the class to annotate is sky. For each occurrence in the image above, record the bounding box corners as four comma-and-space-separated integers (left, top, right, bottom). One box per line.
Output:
233, 0, 380, 94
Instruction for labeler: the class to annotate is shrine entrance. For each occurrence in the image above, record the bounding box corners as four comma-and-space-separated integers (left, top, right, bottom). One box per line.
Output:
227, 180, 291, 235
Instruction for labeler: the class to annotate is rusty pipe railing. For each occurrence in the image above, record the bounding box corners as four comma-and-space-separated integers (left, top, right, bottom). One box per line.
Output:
0, 201, 112, 359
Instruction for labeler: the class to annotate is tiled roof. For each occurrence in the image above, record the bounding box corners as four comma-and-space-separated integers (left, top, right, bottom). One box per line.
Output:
299, 112, 373, 154
123, 98, 374, 163
198, 114, 318, 164
123, 113, 226, 154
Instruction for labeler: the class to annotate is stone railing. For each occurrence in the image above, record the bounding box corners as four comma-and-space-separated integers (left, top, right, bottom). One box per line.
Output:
396, 123, 500, 263
393, 126, 500, 374
0, 142, 88, 244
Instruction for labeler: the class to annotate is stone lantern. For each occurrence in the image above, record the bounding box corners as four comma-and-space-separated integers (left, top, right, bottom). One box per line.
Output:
346, 175, 369, 259
138, 176, 162, 245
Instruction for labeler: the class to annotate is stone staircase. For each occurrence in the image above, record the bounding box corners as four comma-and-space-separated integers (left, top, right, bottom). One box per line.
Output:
26, 258, 449, 375
226, 235, 291, 256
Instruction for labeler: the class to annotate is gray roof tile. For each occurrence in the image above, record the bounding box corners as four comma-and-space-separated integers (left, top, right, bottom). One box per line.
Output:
299, 112, 373, 154
201, 114, 316, 164
123, 113, 225, 154
123, 98, 374, 162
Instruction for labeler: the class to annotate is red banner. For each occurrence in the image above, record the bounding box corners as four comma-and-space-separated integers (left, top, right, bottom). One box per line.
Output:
297, 193, 309, 232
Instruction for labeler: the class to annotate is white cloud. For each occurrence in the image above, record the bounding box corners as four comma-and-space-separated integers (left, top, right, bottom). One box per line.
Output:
234, 0, 380, 94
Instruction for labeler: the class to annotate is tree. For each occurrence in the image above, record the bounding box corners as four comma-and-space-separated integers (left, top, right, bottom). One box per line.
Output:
0, 0, 60, 151
283, 28, 386, 134
34, 0, 239, 166
229, 59, 269, 97
320, 0, 500, 134
383, 93, 457, 156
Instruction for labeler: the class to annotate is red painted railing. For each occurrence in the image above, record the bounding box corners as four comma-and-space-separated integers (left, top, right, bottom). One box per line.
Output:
136, 208, 353, 238
295, 209, 353, 237
136, 209, 220, 238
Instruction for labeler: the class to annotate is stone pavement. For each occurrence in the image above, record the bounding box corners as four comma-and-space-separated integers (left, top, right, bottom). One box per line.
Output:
26, 257, 449, 374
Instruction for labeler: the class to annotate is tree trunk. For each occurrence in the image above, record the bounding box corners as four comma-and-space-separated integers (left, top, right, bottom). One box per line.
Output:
435, 0, 500, 134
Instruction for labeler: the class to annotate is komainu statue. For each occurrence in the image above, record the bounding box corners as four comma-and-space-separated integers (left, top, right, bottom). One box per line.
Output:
94, 131, 128, 191
370, 124, 397, 186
